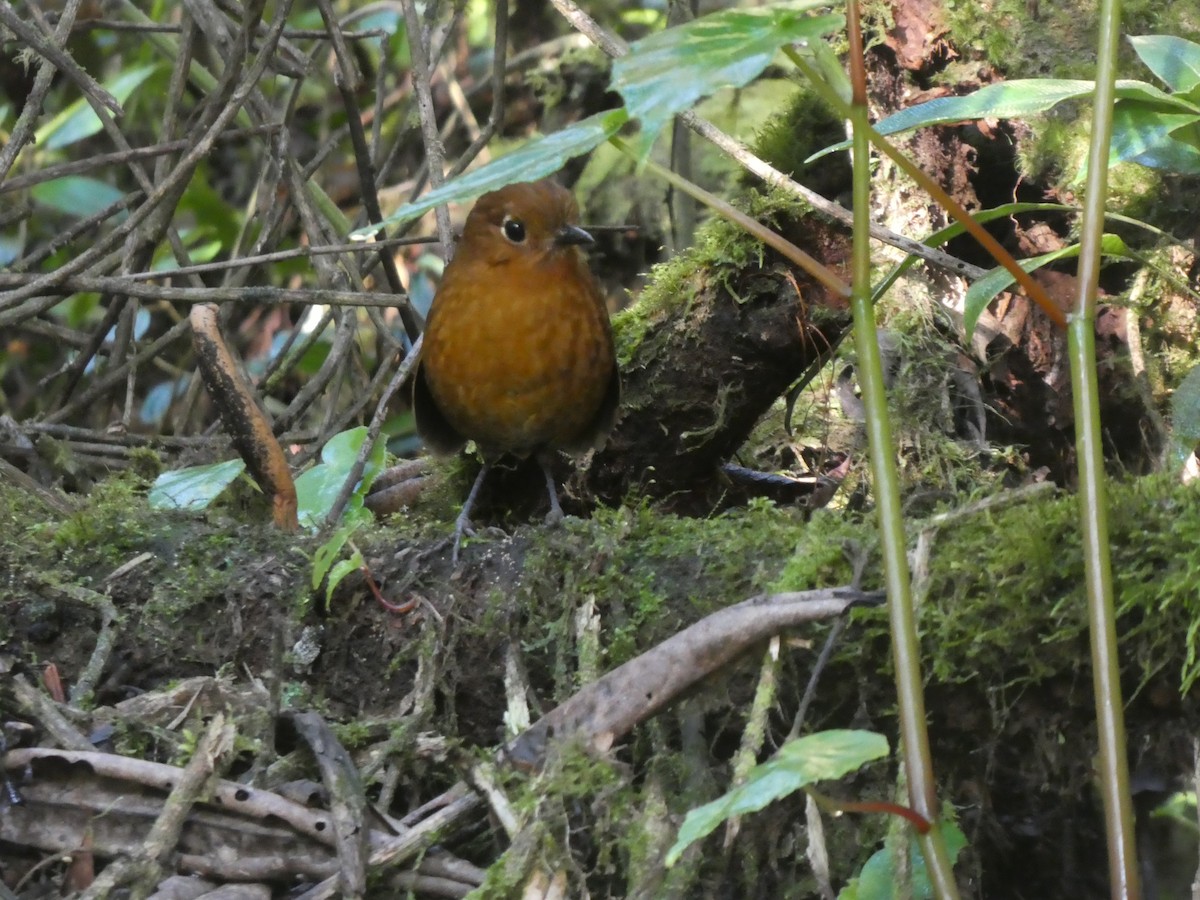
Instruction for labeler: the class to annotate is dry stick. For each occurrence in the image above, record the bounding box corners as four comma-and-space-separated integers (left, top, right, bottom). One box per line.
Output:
59, 16, 386, 40
545, 0, 987, 282
0, 4, 121, 115
321, 336, 422, 526
0, 200, 30, 228
122, 236, 436, 281
0, 0, 282, 324
505, 588, 872, 769
444, 0, 508, 180
0, 127, 278, 195
335, 74, 422, 342
401, 0, 455, 253
46, 318, 192, 424
722, 635, 781, 851
295, 790, 483, 900
11, 675, 94, 752
0, 0, 86, 182
18, 317, 92, 349
191, 302, 298, 530
272, 164, 360, 435
0, 458, 77, 514
24, 575, 124, 707
0, 274, 403, 307
77, 714, 237, 900
25, 0, 206, 292
308, 590, 865, 896
18, 421, 236, 447
288, 711, 368, 898
9, 193, 141, 273
55, 286, 131, 401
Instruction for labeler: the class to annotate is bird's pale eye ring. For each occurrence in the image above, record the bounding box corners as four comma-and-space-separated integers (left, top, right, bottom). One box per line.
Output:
501, 216, 526, 244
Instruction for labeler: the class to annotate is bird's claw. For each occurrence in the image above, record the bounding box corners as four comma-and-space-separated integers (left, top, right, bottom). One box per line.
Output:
451, 516, 476, 564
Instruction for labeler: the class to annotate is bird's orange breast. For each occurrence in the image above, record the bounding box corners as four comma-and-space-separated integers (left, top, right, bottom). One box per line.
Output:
420, 249, 615, 457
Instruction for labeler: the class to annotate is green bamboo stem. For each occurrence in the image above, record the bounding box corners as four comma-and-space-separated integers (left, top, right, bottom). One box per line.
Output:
785, 48, 1067, 330
1070, 0, 1140, 894
844, 4, 960, 894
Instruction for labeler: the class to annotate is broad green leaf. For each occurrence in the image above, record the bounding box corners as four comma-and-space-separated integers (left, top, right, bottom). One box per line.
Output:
612, 2, 843, 163
808, 78, 1198, 162
354, 108, 627, 237
1169, 365, 1200, 470
666, 730, 887, 866
31, 176, 126, 218
35, 65, 157, 150
1109, 104, 1200, 173
1129, 35, 1200, 95
295, 426, 386, 529
0, 232, 23, 268
312, 519, 357, 589
840, 817, 968, 900
325, 550, 364, 604
962, 234, 1134, 339
149, 458, 246, 511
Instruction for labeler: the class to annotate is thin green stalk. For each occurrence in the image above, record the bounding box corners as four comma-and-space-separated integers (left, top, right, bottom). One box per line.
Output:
785, 47, 1067, 330
1071, 0, 1139, 895
608, 135, 851, 299
844, 3, 959, 894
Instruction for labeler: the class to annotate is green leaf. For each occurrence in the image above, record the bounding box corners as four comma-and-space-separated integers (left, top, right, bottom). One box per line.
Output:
312, 519, 355, 589
35, 65, 158, 150
962, 234, 1135, 339
0, 232, 23, 268
31, 176, 126, 218
325, 550, 364, 604
353, 108, 627, 237
295, 426, 386, 529
1109, 104, 1200, 173
612, 2, 843, 163
666, 730, 887, 866
808, 78, 1198, 162
1169, 365, 1200, 470
842, 818, 968, 900
149, 458, 246, 511
1129, 35, 1200, 95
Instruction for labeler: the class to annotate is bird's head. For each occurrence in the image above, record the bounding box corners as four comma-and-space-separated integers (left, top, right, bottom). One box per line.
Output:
457, 180, 594, 266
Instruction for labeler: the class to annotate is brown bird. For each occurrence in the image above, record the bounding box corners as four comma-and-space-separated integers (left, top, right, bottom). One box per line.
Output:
413, 179, 620, 560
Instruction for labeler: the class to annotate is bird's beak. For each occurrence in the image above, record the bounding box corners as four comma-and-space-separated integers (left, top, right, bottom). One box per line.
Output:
555, 224, 594, 247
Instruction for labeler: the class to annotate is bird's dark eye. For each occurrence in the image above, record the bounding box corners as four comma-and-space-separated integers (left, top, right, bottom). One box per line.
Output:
502, 216, 526, 243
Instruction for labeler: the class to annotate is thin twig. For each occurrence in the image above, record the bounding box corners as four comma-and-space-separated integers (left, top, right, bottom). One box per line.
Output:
0, 274, 405, 307
0, 0, 86, 182
545, 0, 987, 281
401, 0, 455, 252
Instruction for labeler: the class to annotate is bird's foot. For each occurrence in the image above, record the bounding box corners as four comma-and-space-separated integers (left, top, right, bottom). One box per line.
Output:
451, 514, 476, 564
540, 461, 566, 526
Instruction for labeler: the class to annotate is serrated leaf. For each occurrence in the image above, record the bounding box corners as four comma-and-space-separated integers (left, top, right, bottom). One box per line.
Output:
1129, 35, 1200, 95
35, 65, 158, 150
354, 108, 627, 237
666, 730, 887, 866
962, 234, 1134, 339
149, 459, 246, 511
612, 2, 843, 163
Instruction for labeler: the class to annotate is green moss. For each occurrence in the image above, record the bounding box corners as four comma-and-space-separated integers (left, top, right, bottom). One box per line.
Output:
750, 86, 851, 195
613, 184, 818, 371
